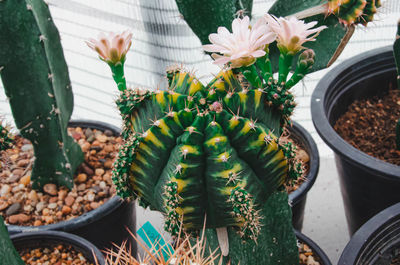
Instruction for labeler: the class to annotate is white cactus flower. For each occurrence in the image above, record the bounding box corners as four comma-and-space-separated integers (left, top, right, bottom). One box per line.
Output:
264, 14, 327, 54
203, 16, 276, 68
86, 31, 132, 65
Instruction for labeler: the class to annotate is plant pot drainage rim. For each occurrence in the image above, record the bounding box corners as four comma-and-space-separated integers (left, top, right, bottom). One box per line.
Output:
311, 45, 400, 178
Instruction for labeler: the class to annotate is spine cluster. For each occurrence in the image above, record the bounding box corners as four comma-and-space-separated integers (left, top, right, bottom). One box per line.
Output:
164, 181, 181, 236
229, 187, 262, 241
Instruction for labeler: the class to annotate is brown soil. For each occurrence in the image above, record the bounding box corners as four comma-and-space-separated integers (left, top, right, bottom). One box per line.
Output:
0, 127, 121, 226
19, 244, 94, 265
298, 241, 322, 265
334, 89, 400, 165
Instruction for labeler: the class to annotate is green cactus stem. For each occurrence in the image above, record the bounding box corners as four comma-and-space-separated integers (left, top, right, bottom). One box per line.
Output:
112, 64, 306, 264
0, 121, 14, 152
0, 216, 24, 265
109, 63, 127, 92
0, 0, 83, 190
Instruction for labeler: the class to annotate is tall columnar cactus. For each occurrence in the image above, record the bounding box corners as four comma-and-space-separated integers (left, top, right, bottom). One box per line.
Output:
175, 0, 380, 72
0, 0, 83, 189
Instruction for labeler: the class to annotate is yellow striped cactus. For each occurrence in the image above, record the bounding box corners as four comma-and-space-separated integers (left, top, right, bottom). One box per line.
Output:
113, 68, 302, 239
90, 15, 324, 264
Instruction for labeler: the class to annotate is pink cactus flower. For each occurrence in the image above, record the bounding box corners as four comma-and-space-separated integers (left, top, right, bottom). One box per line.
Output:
264, 14, 327, 54
86, 31, 132, 65
203, 16, 276, 68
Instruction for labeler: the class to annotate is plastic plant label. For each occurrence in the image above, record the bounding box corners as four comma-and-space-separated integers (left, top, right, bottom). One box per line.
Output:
137, 221, 174, 260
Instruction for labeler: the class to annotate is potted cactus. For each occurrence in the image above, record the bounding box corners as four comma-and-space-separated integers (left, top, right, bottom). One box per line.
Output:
0, 0, 135, 252
311, 19, 400, 235
87, 0, 377, 263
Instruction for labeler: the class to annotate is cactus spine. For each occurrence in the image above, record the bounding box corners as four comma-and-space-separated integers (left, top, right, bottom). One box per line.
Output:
0, 0, 83, 190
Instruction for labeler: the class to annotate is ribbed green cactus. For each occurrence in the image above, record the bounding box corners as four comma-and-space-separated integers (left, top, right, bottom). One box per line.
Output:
0, 216, 24, 265
111, 49, 310, 263
176, 0, 380, 72
0, 0, 83, 189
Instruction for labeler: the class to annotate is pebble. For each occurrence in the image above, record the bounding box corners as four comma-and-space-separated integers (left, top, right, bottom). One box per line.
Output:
43, 183, 58, 196
42, 208, 50, 216
76, 173, 87, 183
62, 206, 71, 215
307, 255, 320, 265
95, 168, 104, 176
17, 159, 30, 168
298, 150, 310, 163
87, 193, 95, 202
0, 185, 11, 196
99, 181, 107, 189
0, 201, 9, 211
75, 196, 83, 203
84, 128, 93, 138
28, 190, 38, 202
21, 144, 33, 152
96, 135, 108, 143
33, 220, 42, 226
6, 202, 21, 216
77, 183, 86, 191
81, 142, 91, 153
19, 175, 31, 186
82, 164, 94, 176
104, 160, 113, 169
36, 202, 46, 212
64, 196, 75, 206
48, 203, 57, 209
6, 174, 20, 183
8, 213, 30, 224
58, 190, 68, 200
104, 145, 114, 153
104, 129, 113, 137
86, 135, 94, 142
90, 202, 99, 210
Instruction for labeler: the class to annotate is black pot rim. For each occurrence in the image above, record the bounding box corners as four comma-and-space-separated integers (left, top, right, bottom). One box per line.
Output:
11, 230, 105, 265
8, 119, 124, 233
311, 45, 400, 177
288, 121, 320, 206
338, 202, 400, 264
295, 230, 332, 265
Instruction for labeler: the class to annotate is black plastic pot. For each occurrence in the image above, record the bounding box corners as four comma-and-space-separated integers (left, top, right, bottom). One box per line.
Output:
8, 120, 137, 255
11, 230, 105, 265
289, 121, 320, 231
296, 230, 332, 265
338, 202, 400, 265
311, 46, 400, 235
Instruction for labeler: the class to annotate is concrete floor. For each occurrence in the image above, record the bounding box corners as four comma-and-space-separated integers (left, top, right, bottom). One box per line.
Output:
302, 157, 349, 265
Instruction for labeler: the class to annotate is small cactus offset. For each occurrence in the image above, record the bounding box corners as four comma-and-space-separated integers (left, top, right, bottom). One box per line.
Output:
0, 0, 83, 190
90, 14, 325, 265
0, 120, 14, 152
